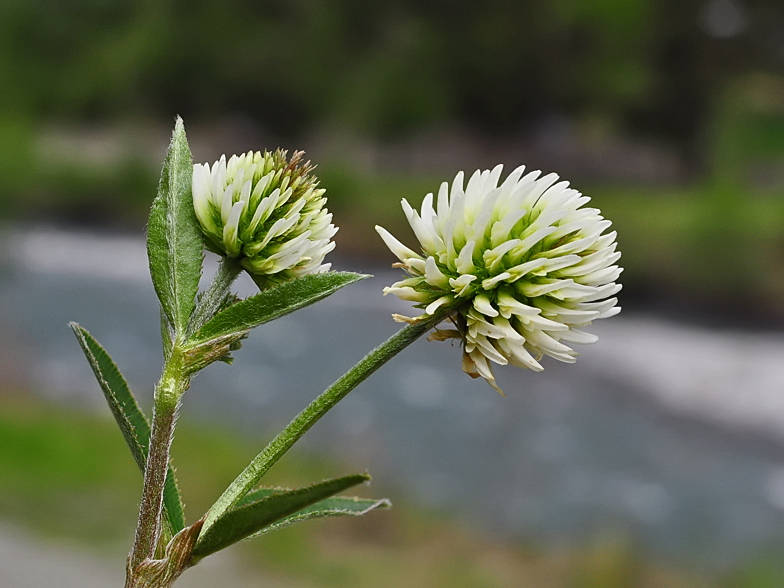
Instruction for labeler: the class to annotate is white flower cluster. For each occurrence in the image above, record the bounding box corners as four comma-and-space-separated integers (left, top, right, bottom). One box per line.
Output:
376, 164, 621, 392
193, 150, 337, 288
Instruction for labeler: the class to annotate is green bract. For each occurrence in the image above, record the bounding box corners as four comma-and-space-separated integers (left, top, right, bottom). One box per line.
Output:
193, 150, 338, 289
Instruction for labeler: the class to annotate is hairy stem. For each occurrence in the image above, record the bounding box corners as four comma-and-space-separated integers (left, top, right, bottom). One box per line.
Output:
129, 350, 187, 571
187, 257, 242, 336
202, 312, 445, 534
127, 257, 246, 583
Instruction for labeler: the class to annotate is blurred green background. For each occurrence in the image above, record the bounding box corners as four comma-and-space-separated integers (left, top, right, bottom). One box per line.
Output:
1, 0, 783, 316
3, 0, 784, 586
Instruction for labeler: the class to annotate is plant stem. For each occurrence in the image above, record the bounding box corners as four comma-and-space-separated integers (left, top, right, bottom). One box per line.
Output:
201, 312, 446, 535
187, 257, 242, 336
129, 350, 187, 570
127, 258, 243, 583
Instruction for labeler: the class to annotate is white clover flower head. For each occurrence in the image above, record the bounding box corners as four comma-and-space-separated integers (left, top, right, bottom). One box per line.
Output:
193, 149, 338, 288
376, 164, 622, 393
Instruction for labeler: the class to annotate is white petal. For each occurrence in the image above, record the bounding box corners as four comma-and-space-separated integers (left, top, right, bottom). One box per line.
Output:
464, 169, 484, 209
218, 183, 234, 225
376, 226, 421, 263
436, 181, 451, 227
469, 334, 508, 365
524, 171, 559, 203
576, 265, 622, 286
481, 272, 511, 290
407, 258, 426, 274
424, 256, 450, 289
599, 305, 621, 319
540, 254, 582, 274
483, 239, 522, 273
426, 295, 452, 315
455, 240, 476, 274
239, 179, 252, 203
382, 286, 430, 302
514, 226, 558, 256
467, 348, 496, 379
473, 293, 498, 317
526, 314, 569, 332
450, 171, 465, 200
501, 340, 543, 371
505, 258, 547, 281
490, 208, 527, 247
402, 198, 439, 254
223, 201, 246, 256
449, 274, 476, 296
192, 166, 217, 233
523, 328, 575, 356
557, 329, 599, 345
487, 164, 504, 190
497, 291, 541, 319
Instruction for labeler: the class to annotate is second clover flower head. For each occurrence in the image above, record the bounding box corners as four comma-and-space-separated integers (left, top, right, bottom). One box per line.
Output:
376, 164, 622, 393
192, 149, 338, 288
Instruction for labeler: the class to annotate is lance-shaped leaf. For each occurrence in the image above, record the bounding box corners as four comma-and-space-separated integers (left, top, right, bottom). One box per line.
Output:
189, 272, 368, 346
147, 116, 204, 338
70, 323, 185, 533
193, 473, 370, 559
237, 490, 389, 538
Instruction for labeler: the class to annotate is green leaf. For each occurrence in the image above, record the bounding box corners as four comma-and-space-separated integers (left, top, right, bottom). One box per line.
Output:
147, 116, 204, 338
238, 491, 390, 538
70, 323, 186, 533
190, 272, 368, 346
160, 307, 174, 362
193, 473, 370, 558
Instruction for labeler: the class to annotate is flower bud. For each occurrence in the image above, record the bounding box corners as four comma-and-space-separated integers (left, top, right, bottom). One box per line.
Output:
193, 150, 337, 288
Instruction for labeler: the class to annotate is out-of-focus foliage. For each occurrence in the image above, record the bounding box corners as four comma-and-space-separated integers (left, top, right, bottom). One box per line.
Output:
3, 393, 781, 588
1, 0, 784, 314
1, 0, 782, 143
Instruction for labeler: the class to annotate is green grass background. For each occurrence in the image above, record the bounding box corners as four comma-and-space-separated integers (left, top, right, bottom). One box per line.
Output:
2, 392, 784, 588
